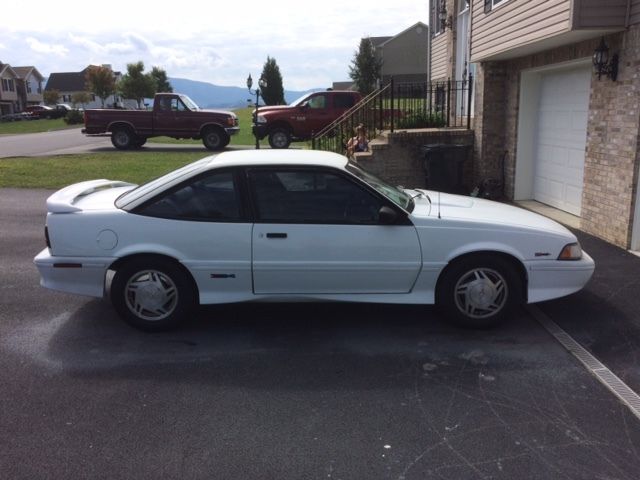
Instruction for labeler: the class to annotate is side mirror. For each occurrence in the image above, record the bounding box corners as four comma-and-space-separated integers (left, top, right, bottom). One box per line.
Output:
378, 206, 398, 225
300, 102, 309, 110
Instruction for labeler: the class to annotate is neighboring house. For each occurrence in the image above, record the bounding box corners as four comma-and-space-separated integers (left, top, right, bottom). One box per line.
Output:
45, 65, 135, 109
0, 62, 19, 116
429, 0, 640, 251
13, 66, 44, 109
374, 22, 430, 84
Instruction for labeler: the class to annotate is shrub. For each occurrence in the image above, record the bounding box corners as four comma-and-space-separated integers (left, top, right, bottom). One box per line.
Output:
397, 111, 446, 129
64, 110, 84, 125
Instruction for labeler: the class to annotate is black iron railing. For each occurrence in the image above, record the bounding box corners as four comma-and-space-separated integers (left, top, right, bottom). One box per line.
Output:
312, 75, 473, 154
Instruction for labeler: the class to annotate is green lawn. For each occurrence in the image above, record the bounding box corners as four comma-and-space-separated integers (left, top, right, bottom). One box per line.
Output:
0, 152, 205, 189
0, 118, 77, 135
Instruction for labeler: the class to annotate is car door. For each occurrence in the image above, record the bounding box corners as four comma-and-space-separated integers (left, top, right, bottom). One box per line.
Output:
294, 93, 331, 137
153, 96, 190, 136
248, 167, 422, 294
133, 168, 253, 303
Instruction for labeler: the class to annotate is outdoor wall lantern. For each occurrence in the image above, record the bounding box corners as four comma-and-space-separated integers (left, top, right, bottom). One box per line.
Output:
592, 37, 618, 81
247, 74, 268, 149
439, 0, 453, 30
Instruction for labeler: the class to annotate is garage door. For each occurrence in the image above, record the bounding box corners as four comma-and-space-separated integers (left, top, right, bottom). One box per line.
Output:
533, 66, 590, 216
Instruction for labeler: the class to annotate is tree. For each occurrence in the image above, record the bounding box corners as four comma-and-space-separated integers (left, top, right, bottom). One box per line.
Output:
260, 57, 285, 105
150, 66, 173, 93
349, 37, 383, 95
85, 66, 116, 108
118, 61, 156, 109
43, 89, 60, 106
71, 91, 92, 109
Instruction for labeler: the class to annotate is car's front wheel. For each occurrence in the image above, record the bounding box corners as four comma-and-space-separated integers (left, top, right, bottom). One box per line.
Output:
268, 128, 291, 149
436, 254, 523, 328
111, 257, 196, 331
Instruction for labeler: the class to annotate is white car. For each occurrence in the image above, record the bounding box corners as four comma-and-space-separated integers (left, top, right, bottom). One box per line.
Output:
34, 150, 594, 331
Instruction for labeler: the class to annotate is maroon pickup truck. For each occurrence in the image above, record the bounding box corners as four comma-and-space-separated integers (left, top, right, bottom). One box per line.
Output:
252, 90, 362, 148
82, 93, 239, 150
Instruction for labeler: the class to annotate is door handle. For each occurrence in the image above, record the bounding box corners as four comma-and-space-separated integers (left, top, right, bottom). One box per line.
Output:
266, 233, 287, 239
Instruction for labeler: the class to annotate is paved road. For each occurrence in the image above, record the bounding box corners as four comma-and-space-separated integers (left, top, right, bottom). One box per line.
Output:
0, 128, 115, 158
2, 188, 640, 480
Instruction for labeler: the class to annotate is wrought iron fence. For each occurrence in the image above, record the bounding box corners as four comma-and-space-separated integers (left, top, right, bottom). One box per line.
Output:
312, 76, 473, 155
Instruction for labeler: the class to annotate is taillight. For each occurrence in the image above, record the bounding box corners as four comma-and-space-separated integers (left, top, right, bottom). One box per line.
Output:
45, 226, 51, 248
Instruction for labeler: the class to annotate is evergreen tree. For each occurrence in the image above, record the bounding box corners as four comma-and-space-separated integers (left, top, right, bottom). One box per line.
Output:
260, 57, 285, 105
85, 66, 116, 107
118, 61, 156, 109
150, 66, 173, 93
348, 37, 382, 95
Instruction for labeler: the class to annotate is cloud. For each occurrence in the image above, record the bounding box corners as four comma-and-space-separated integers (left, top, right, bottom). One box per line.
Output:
26, 37, 68, 56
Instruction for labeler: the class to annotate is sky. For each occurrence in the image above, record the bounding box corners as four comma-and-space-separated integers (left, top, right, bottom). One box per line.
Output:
1, 1, 429, 91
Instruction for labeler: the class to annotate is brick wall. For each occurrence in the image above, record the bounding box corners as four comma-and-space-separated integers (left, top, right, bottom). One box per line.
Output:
357, 129, 474, 191
474, 26, 640, 248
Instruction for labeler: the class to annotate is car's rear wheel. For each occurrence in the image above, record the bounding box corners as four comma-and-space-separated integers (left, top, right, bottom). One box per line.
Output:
202, 127, 228, 151
111, 127, 135, 150
111, 257, 196, 331
436, 254, 523, 328
268, 128, 291, 149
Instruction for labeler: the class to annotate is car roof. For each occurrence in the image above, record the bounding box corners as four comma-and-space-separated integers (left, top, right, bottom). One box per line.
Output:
203, 149, 349, 170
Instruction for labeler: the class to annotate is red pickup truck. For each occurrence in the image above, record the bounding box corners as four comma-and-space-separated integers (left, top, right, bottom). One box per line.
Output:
252, 90, 362, 148
82, 93, 239, 150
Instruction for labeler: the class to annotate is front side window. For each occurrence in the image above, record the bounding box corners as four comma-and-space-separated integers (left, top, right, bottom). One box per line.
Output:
307, 95, 327, 109
333, 94, 357, 109
136, 171, 242, 221
249, 168, 382, 224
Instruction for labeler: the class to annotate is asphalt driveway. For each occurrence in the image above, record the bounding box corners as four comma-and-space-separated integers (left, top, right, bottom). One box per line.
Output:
1, 188, 640, 480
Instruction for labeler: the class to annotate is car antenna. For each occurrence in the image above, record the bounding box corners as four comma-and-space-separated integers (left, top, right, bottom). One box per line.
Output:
438, 191, 441, 219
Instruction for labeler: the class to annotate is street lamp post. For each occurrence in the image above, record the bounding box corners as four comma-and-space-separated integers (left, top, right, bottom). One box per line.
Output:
247, 74, 267, 149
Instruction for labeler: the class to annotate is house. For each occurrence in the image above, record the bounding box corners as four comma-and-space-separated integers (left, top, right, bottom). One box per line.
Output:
0, 62, 19, 116
13, 66, 44, 109
375, 22, 430, 84
45, 65, 135, 109
429, 0, 640, 251
334, 22, 430, 89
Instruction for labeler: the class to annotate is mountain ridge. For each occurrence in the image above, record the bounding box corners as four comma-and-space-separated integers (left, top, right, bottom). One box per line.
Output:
168, 77, 321, 109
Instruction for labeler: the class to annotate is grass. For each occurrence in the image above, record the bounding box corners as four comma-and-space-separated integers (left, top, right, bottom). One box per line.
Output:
0, 152, 206, 189
0, 118, 77, 135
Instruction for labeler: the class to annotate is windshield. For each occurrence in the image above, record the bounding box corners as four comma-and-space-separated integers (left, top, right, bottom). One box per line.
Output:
346, 162, 413, 211
180, 95, 200, 111
290, 92, 314, 107
115, 157, 211, 208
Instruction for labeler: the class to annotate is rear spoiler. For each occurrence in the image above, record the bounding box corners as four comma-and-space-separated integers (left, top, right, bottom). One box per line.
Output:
46, 179, 135, 213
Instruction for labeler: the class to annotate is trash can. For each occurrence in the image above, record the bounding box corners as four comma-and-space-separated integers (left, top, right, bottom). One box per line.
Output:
421, 144, 470, 194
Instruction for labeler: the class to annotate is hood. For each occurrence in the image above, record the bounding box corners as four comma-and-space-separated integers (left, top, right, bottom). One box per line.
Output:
200, 108, 236, 116
409, 189, 572, 237
254, 105, 294, 114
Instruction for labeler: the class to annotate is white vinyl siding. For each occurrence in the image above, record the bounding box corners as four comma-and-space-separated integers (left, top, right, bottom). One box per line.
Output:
471, 0, 571, 62
631, 0, 640, 25
431, 35, 448, 81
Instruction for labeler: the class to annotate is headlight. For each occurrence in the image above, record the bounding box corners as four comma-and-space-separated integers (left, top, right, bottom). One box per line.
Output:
558, 242, 582, 260
256, 115, 267, 124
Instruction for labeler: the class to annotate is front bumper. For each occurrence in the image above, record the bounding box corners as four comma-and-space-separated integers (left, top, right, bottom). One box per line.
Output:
34, 248, 114, 298
526, 250, 595, 303
252, 124, 268, 140
225, 127, 240, 136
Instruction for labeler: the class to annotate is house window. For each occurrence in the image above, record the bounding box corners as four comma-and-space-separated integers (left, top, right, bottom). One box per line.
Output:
37, 83, 42, 94
91, 94, 96, 101
432, 0, 445, 35
485, 0, 508, 13
2, 78, 15, 92
26, 82, 32, 94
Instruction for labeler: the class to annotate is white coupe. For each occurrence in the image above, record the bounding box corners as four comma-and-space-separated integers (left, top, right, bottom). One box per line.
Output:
34, 150, 594, 331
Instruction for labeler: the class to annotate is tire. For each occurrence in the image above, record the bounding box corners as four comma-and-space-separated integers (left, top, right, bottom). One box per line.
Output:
202, 127, 227, 151
436, 254, 523, 328
111, 128, 134, 150
268, 128, 291, 149
111, 257, 196, 332
132, 137, 147, 148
